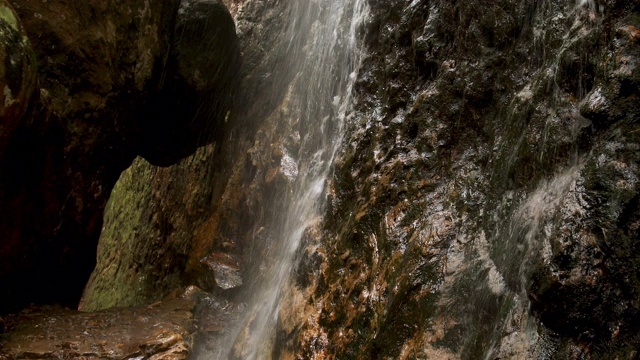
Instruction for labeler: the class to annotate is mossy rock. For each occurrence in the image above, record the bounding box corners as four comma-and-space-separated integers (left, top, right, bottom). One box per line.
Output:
0, 0, 35, 156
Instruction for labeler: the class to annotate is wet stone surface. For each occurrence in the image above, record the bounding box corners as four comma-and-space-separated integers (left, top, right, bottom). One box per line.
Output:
0, 289, 203, 359
190, 297, 248, 360
201, 252, 244, 290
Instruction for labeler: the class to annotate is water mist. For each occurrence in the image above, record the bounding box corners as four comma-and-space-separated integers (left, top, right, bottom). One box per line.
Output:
215, 0, 369, 358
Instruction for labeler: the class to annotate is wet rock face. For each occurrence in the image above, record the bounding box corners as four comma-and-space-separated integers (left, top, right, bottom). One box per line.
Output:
270, 0, 640, 358
221, 0, 244, 18
525, 6, 640, 353
78, 0, 638, 357
0, 0, 239, 311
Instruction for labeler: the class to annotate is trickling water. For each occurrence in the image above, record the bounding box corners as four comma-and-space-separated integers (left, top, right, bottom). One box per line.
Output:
213, 0, 369, 358
576, 0, 601, 12
431, 2, 603, 357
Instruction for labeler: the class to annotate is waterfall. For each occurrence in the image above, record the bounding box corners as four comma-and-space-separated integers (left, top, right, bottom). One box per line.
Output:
211, 0, 369, 358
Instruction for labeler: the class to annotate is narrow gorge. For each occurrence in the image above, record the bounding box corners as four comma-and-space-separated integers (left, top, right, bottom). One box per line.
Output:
1, 0, 639, 359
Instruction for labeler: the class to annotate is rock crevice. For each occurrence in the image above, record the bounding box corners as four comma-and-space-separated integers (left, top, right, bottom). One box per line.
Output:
0, 0, 239, 311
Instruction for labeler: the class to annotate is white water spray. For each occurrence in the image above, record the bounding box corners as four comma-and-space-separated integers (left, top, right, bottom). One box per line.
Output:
215, 0, 369, 358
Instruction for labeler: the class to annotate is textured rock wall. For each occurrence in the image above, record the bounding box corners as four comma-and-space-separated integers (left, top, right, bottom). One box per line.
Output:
82, 0, 639, 358
276, 0, 640, 358
0, 0, 238, 311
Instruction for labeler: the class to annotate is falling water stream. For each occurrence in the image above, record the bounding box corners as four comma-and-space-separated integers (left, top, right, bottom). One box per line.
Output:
213, 0, 369, 358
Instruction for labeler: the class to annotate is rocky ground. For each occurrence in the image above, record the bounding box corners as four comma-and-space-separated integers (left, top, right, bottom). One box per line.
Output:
0, 287, 201, 359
